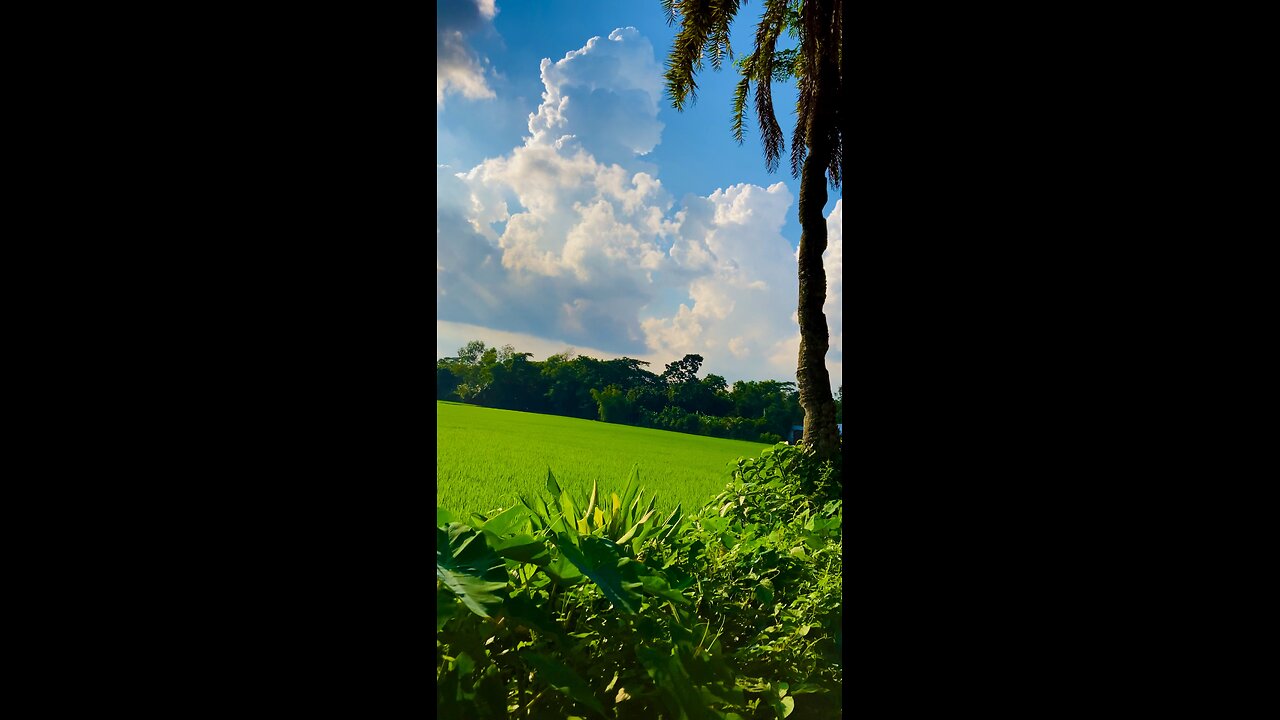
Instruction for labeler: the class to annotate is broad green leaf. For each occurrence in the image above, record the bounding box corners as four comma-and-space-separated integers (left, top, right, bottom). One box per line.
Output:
478, 504, 528, 536
658, 503, 683, 539
546, 468, 562, 496
437, 506, 457, 527
593, 507, 605, 530
516, 495, 546, 530
554, 535, 643, 614
559, 487, 582, 530
488, 534, 550, 565
436, 525, 508, 618
780, 696, 795, 717
437, 586, 459, 630
614, 507, 657, 546
627, 490, 644, 525
611, 492, 621, 513
523, 652, 607, 717
618, 466, 640, 521
543, 553, 585, 585
637, 572, 689, 605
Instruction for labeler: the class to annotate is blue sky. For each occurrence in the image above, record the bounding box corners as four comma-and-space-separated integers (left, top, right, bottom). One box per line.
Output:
437, 0, 842, 391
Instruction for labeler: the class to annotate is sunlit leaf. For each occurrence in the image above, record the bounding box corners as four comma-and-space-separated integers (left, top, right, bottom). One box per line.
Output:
584, 478, 598, 521
488, 533, 550, 565
478, 504, 528, 536
437, 506, 457, 527
554, 535, 643, 614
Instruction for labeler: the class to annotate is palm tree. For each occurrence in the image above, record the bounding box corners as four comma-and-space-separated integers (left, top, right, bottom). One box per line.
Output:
662, 0, 843, 459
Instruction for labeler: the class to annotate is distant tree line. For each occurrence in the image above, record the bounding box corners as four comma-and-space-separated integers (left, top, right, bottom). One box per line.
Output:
437, 340, 842, 444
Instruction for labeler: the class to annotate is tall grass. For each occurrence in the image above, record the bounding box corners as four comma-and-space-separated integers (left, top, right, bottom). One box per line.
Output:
436, 400, 771, 516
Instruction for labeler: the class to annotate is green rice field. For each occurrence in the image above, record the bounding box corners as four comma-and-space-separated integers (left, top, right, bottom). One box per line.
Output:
436, 401, 772, 517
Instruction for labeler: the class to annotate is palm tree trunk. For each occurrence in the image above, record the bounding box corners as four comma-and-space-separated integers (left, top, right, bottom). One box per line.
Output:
796, 0, 841, 461
796, 155, 839, 460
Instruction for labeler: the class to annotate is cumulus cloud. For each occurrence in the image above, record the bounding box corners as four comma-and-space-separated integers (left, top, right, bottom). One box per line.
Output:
437, 0, 498, 106
527, 27, 664, 165
440, 149, 667, 352
644, 183, 826, 386
436, 26, 842, 391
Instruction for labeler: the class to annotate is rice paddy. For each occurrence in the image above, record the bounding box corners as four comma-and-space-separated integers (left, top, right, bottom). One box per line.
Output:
436, 400, 772, 517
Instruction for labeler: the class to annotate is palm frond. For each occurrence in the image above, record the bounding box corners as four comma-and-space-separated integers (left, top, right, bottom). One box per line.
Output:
664, 0, 744, 109
664, 0, 715, 109
791, 83, 809, 178
731, 71, 752, 144
753, 0, 790, 173
661, 0, 679, 26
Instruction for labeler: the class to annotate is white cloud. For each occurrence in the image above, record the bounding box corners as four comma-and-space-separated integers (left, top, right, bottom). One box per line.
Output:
437, 0, 499, 106
644, 183, 837, 387
436, 26, 842, 392
527, 27, 664, 165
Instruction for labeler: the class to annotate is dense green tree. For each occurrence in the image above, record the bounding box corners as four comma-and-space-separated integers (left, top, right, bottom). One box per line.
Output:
662, 0, 843, 459
456, 339, 487, 365
439, 339, 812, 442
488, 351, 545, 413
436, 365, 461, 401
661, 353, 704, 386
590, 385, 635, 424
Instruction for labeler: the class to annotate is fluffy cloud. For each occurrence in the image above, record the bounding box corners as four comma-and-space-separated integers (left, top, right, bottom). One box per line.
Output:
437, 0, 498, 106
436, 26, 842, 391
645, 183, 826, 386
527, 27, 664, 165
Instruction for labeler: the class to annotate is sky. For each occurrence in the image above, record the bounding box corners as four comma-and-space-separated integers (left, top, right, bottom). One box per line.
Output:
437, 0, 842, 393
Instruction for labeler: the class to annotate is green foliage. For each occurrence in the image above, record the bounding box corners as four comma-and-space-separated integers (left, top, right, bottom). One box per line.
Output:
436, 524, 508, 618
437, 446, 842, 717
438, 340, 807, 444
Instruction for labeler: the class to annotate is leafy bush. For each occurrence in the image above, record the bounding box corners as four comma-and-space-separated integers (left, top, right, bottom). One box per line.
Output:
437, 445, 841, 718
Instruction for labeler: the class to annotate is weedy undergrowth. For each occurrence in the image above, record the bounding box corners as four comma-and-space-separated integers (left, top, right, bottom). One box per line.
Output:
437, 443, 841, 719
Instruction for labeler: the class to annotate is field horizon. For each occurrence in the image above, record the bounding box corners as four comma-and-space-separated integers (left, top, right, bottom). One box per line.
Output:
436, 400, 772, 517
